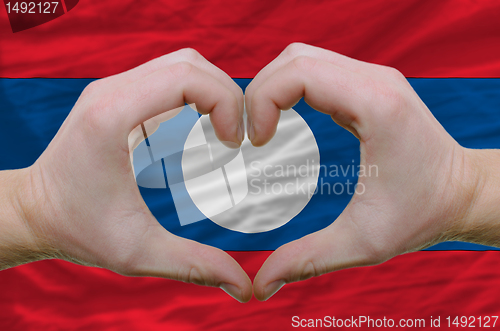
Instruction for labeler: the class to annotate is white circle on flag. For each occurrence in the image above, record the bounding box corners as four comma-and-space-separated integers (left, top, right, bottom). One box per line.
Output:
182, 109, 320, 233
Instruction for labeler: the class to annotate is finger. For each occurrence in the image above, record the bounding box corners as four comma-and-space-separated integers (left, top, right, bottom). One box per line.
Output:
106, 48, 244, 114
247, 56, 372, 146
121, 223, 252, 303
253, 213, 376, 301
128, 105, 185, 154
128, 105, 186, 176
89, 62, 244, 148
245, 43, 378, 112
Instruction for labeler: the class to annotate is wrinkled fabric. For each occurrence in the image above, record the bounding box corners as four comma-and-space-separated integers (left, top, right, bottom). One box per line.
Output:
1, 1, 500, 78
1, 1, 500, 329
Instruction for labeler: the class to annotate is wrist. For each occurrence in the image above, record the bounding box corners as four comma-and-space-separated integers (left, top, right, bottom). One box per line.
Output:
451, 148, 500, 246
0, 167, 49, 269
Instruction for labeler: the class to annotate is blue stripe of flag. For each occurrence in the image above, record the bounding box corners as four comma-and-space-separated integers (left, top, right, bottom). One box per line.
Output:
0, 78, 499, 251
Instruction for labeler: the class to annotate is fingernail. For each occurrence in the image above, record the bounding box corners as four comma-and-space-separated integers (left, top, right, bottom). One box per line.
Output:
237, 118, 245, 144
220, 283, 244, 303
247, 117, 255, 142
263, 280, 286, 301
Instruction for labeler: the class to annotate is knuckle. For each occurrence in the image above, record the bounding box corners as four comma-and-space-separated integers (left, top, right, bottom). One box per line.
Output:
380, 86, 404, 109
81, 79, 105, 98
299, 260, 321, 281
292, 55, 317, 72
178, 47, 200, 62
370, 83, 408, 120
168, 61, 194, 79
387, 67, 406, 82
186, 266, 205, 285
285, 42, 308, 57
81, 92, 117, 133
380, 65, 406, 83
176, 244, 214, 286
175, 264, 210, 286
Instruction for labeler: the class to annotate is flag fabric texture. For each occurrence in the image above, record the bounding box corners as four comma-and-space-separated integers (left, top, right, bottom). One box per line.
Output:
1, 1, 500, 330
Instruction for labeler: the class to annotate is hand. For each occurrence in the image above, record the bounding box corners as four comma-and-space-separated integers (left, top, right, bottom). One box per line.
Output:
246, 43, 496, 301
3, 49, 252, 302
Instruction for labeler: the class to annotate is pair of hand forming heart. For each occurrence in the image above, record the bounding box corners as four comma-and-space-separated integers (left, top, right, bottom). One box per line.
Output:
1, 43, 499, 303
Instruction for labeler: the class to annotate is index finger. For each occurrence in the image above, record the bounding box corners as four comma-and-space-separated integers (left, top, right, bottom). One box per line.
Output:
245, 43, 379, 113
81, 62, 244, 149
246, 56, 373, 146
104, 48, 244, 114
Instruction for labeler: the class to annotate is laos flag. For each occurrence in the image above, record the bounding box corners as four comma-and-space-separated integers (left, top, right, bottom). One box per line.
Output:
1, 1, 500, 330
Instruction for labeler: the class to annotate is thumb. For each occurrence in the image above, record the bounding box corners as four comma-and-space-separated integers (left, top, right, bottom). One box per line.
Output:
116, 223, 253, 303
253, 212, 379, 301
